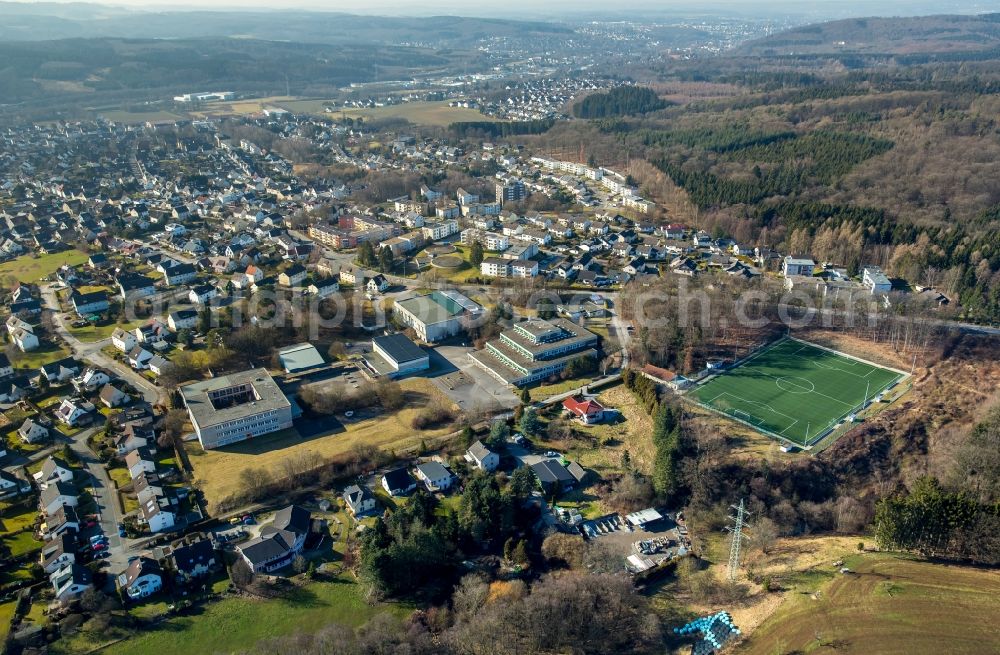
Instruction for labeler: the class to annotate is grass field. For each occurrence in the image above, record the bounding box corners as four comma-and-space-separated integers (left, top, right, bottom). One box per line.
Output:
690, 338, 902, 446
187, 379, 459, 510
11, 341, 73, 371
0, 601, 15, 644
78, 576, 408, 655
739, 553, 1000, 655
0, 249, 89, 283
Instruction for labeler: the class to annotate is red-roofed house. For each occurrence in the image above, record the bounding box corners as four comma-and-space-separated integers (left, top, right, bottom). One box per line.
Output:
562, 396, 606, 424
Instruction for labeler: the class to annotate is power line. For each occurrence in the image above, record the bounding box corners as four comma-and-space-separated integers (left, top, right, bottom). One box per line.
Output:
725, 498, 751, 582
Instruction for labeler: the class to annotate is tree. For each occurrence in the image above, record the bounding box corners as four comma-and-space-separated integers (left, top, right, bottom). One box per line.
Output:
461, 425, 476, 448
292, 554, 308, 574
378, 246, 395, 273
469, 240, 485, 268
512, 540, 529, 566
519, 387, 531, 404
230, 558, 255, 588
358, 241, 377, 268
518, 407, 541, 437
486, 420, 509, 449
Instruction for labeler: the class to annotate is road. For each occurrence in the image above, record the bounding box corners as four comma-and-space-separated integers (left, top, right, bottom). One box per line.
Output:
64, 426, 132, 574
41, 284, 164, 406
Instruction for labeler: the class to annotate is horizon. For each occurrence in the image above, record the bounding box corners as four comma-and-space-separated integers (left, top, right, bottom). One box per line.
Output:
3, 0, 1000, 20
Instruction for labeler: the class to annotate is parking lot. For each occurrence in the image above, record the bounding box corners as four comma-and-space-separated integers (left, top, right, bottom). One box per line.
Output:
430, 343, 519, 412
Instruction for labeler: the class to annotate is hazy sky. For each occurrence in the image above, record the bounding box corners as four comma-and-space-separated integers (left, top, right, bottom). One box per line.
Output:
5, 0, 1000, 18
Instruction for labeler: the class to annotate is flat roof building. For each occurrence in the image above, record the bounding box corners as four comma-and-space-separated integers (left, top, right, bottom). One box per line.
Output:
364, 333, 430, 378
277, 343, 326, 374
471, 317, 599, 387
392, 290, 485, 343
179, 369, 293, 449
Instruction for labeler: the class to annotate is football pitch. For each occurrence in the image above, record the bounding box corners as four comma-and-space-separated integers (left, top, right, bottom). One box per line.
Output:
691, 338, 904, 446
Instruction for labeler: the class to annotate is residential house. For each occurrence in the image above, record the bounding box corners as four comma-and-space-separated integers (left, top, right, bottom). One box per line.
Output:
99, 383, 128, 408
41, 532, 77, 574
782, 256, 816, 278
126, 448, 156, 479
70, 290, 110, 316
42, 504, 79, 540
40, 358, 81, 383
34, 456, 73, 489
140, 496, 175, 533
367, 274, 390, 294
381, 467, 417, 497
172, 539, 217, 584
18, 418, 49, 444
188, 284, 217, 305
862, 265, 893, 295
40, 480, 78, 515
236, 505, 311, 573
73, 367, 111, 393
147, 355, 169, 377
343, 484, 378, 517
118, 557, 163, 599
51, 563, 92, 602
530, 459, 577, 495
10, 326, 39, 352
112, 327, 138, 352
278, 264, 307, 287
55, 397, 94, 427
0, 352, 13, 378
307, 277, 340, 298
118, 275, 157, 300
464, 440, 499, 472
128, 346, 154, 370
415, 462, 455, 492
0, 469, 31, 498
0, 376, 30, 403
168, 309, 198, 332
114, 426, 153, 456
163, 263, 197, 287
562, 396, 607, 424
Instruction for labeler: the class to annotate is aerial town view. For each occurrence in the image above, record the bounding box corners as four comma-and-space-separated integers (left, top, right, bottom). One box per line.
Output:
0, 1, 999, 654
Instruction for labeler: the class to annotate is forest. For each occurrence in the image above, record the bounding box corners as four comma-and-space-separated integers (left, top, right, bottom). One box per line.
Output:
572, 86, 668, 119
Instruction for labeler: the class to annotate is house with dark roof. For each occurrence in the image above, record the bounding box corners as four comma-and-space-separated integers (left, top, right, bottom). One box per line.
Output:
51, 562, 92, 602
381, 467, 417, 497
118, 557, 163, 599
70, 290, 109, 316
236, 505, 311, 573
172, 539, 217, 584
530, 459, 577, 495
343, 484, 377, 517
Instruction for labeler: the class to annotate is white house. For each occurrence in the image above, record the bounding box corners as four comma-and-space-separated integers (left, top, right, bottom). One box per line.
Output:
167, 309, 198, 332
342, 484, 378, 517
40, 481, 78, 515
73, 367, 111, 393
51, 563, 92, 602
99, 384, 129, 408
783, 256, 816, 278
140, 497, 175, 533
862, 266, 892, 295
112, 327, 138, 353
118, 557, 163, 599
125, 448, 156, 479
307, 277, 340, 298
18, 418, 49, 444
415, 461, 455, 492
128, 346, 155, 370
381, 467, 417, 497
54, 398, 94, 427
367, 274, 390, 294
33, 456, 73, 489
188, 285, 217, 305
11, 327, 39, 352
464, 440, 499, 472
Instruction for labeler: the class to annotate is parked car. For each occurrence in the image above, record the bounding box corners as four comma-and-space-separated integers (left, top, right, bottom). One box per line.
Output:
93, 542, 107, 551
89, 534, 107, 546
82, 520, 97, 528
119, 528, 127, 537
545, 451, 559, 458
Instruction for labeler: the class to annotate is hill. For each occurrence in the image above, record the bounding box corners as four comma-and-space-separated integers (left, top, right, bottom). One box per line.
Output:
738, 552, 1000, 654
739, 13, 1000, 56
0, 3, 573, 47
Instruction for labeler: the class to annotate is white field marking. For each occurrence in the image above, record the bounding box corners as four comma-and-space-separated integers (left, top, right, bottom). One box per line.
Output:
710, 391, 799, 435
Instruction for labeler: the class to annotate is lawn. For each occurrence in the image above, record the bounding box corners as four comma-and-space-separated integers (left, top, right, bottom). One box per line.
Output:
100, 577, 410, 655
0, 601, 15, 644
67, 317, 146, 342
690, 338, 903, 446
187, 379, 460, 510
532, 374, 598, 401
107, 466, 132, 489
11, 342, 73, 370
3, 529, 42, 557
1, 503, 38, 535
98, 110, 184, 123
740, 553, 1000, 655
0, 249, 89, 283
